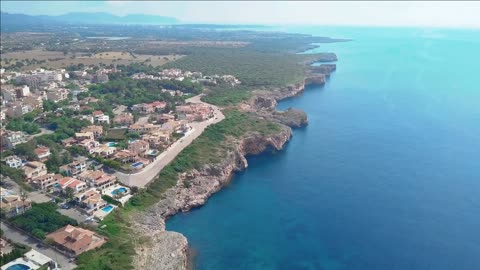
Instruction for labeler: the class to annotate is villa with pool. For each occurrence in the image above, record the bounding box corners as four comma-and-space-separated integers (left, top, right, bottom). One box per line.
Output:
1, 249, 57, 270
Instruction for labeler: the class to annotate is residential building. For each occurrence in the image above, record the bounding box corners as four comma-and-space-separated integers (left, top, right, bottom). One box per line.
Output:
1, 249, 58, 270
75, 131, 94, 141
80, 125, 103, 138
113, 112, 134, 126
34, 146, 51, 161
59, 159, 87, 176
0, 188, 32, 217
15, 85, 31, 98
91, 145, 117, 158
0, 130, 29, 149
142, 131, 171, 149
78, 170, 117, 191
22, 161, 47, 180
46, 225, 107, 256
31, 173, 63, 191
128, 123, 160, 134
76, 189, 107, 215
3, 155, 22, 169
57, 177, 88, 194
113, 150, 138, 164
128, 140, 150, 156
46, 88, 69, 102
92, 111, 110, 124
6, 101, 33, 118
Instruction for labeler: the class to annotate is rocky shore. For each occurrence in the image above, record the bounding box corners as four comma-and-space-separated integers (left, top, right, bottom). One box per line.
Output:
132, 125, 292, 270
131, 53, 337, 270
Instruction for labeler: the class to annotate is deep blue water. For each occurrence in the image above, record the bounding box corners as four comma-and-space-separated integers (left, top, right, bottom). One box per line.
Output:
167, 27, 480, 270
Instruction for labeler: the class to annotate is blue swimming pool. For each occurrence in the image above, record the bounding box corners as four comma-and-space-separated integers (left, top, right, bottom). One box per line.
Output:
111, 187, 127, 196
6, 264, 30, 270
107, 142, 117, 147
131, 162, 143, 168
101, 205, 114, 213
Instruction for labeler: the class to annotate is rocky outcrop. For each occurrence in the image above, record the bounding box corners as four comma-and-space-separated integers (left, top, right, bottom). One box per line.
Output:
132, 126, 292, 270
269, 108, 308, 128
305, 74, 326, 85
311, 64, 337, 77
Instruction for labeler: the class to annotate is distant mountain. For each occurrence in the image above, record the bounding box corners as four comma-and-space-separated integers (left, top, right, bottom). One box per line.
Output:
52, 12, 179, 25
0, 12, 180, 31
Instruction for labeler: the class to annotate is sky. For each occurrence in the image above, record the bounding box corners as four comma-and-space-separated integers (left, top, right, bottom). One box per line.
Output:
2, 1, 480, 28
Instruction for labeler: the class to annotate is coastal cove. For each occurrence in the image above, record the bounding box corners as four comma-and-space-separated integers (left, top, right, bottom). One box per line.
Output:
167, 26, 480, 270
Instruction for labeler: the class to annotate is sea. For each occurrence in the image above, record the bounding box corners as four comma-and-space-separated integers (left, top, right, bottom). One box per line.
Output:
167, 26, 480, 270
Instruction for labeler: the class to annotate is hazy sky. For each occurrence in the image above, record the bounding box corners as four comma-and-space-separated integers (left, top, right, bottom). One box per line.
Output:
3, 1, 480, 28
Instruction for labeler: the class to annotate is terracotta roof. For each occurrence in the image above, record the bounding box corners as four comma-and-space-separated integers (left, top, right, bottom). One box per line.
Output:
46, 225, 106, 255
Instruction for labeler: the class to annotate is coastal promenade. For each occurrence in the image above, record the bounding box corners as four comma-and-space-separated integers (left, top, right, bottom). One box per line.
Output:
115, 94, 225, 187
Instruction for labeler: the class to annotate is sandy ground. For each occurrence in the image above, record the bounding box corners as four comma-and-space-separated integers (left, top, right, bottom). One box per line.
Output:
115, 95, 225, 187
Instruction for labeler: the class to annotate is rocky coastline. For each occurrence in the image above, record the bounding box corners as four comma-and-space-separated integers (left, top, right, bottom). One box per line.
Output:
131, 54, 337, 270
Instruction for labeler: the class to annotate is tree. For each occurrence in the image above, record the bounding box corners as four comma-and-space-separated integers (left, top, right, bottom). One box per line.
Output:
64, 187, 75, 202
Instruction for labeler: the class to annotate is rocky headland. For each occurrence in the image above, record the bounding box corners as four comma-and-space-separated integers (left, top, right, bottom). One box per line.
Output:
131, 53, 338, 270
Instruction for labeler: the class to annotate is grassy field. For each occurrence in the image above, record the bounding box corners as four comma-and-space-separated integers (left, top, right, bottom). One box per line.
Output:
0, 49, 182, 70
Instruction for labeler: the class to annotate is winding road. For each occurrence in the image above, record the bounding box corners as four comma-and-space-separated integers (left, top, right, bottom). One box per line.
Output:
115, 95, 224, 187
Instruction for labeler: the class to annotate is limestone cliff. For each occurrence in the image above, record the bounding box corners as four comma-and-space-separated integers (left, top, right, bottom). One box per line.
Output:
132, 126, 292, 270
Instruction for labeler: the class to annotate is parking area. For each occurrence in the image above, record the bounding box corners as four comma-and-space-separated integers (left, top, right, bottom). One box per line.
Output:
58, 208, 89, 224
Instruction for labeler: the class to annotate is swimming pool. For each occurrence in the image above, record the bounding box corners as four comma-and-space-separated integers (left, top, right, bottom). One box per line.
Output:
111, 187, 127, 196
131, 162, 143, 168
101, 205, 114, 213
6, 264, 30, 270
107, 142, 117, 147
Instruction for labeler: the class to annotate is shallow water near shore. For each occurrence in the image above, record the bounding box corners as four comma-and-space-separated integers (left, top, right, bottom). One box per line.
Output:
167, 26, 480, 270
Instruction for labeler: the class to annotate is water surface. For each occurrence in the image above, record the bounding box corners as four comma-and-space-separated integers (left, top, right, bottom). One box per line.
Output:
167, 27, 480, 270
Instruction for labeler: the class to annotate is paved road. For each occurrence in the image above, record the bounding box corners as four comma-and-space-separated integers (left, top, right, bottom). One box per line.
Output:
1, 222, 77, 270
115, 94, 225, 187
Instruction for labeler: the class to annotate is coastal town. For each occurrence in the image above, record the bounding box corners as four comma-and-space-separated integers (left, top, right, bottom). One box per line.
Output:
0, 65, 233, 269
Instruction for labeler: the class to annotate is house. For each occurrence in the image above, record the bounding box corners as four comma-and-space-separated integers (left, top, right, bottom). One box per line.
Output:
92, 145, 117, 158
61, 137, 77, 147
153, 113, 175, 124
1, 130, 28, 149
131, 101, 166, 114
128, 140, 150, 156
3, 155, 22, 169
6, 101, 33, 118
0, 249, 57, 270
75, 131, 94, 141
92, 111, 110, 125
59, 159, 87, 176
76, 189, 107, 214
128, 123, 160, 134
46, 88, 69, 102
113, 150, 138, 164
31, 173, 63, 191
57, 177, 88, 194
22, 161, 47, 180
80, 125, 103, 138
113, 112, 134, 126
0, 188, 32, 217
78, 139, 100, 154
78, 170, 116, 191
34, 146, 51, 161
46, 225, 107, 256
142, 131, 171, 149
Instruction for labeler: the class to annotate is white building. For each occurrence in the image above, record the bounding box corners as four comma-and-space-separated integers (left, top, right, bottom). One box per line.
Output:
3, 155, 22, 169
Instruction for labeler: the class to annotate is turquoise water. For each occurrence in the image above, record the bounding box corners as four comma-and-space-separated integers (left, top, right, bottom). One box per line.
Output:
167, 27, 480, 270
112, 187, 127, 196
102, 204, 114, 213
